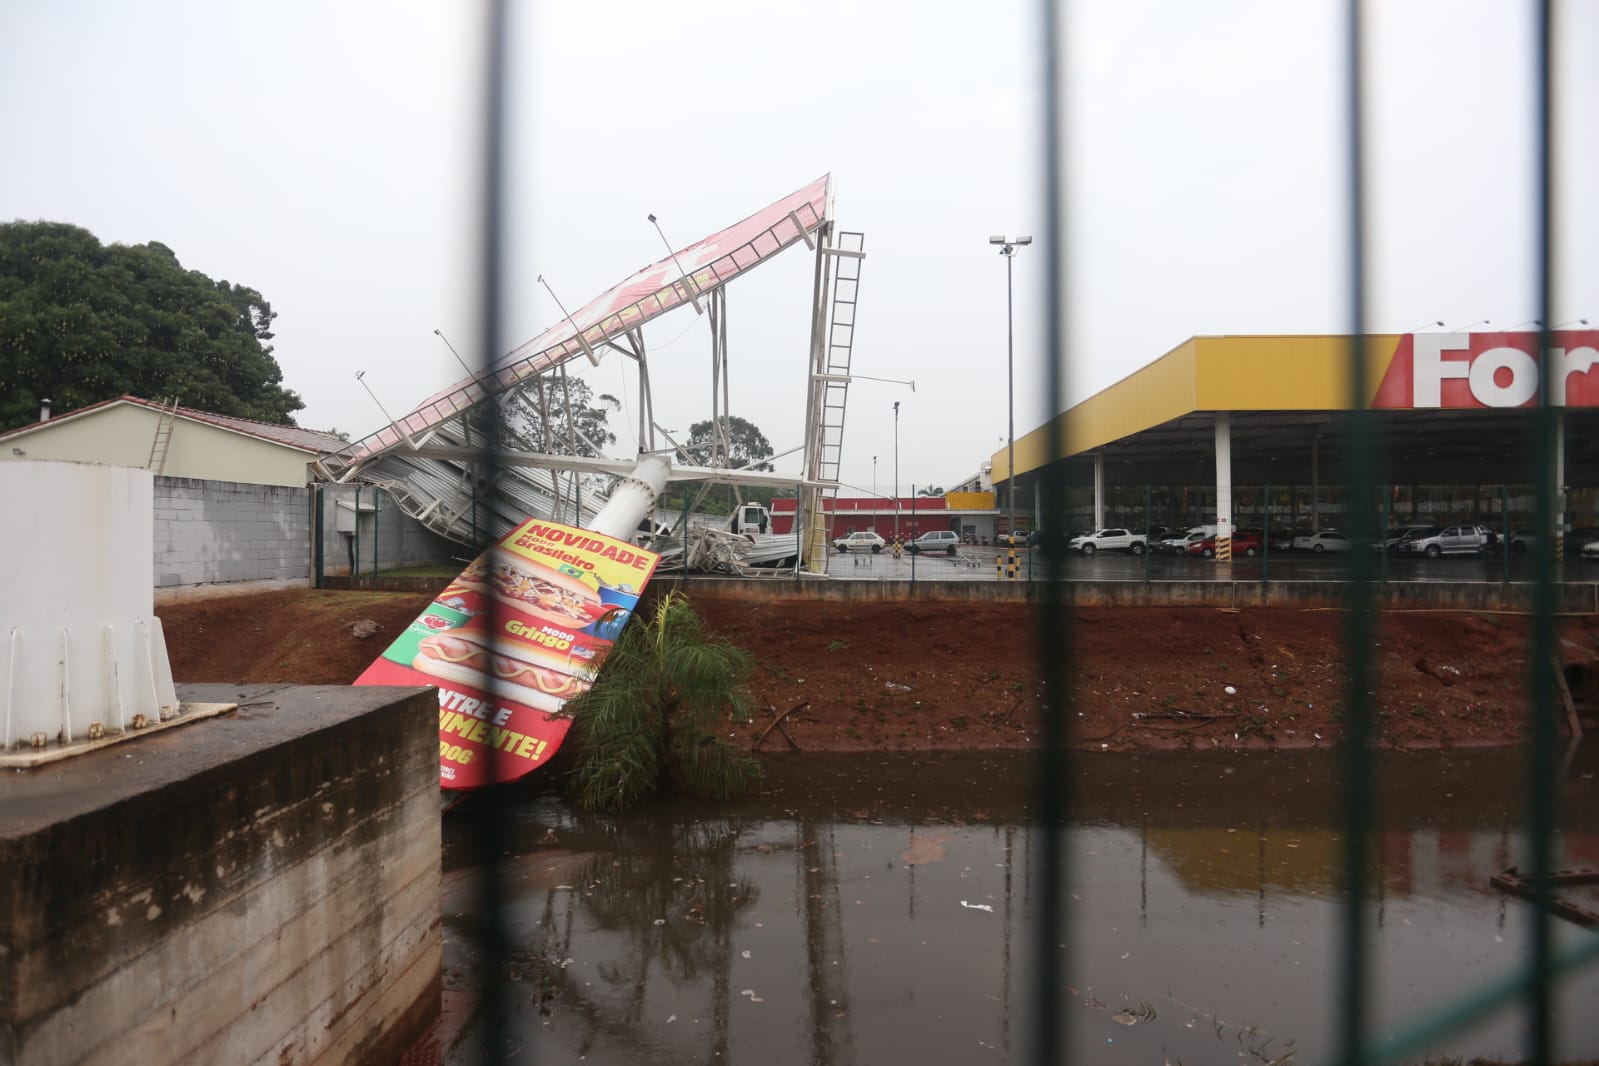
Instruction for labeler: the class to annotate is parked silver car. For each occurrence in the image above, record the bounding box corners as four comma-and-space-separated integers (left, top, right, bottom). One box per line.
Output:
1400, 524, 1488, 557
906, 530, 960, 555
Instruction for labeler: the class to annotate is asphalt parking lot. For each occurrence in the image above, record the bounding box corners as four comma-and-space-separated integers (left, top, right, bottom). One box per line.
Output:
823, 544, 1599, 583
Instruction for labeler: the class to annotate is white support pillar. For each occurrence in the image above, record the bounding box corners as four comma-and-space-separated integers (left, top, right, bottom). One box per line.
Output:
1214, 412, 1233, 560
1092, 454, 1105, 531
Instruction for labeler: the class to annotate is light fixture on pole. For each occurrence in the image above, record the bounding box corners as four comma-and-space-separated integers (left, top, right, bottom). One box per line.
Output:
1506, 319, 1543, 331
1553, 318, 1590, 329
989, 234, 1032, 542
536, 274, 601, 365
646, 213, 705, 315
873, 455, 878, 513
1408, 320, 1444, 332
433, 328, 474, 377
893, 402, 901, 541
355, 371, 416, 448
1443, 319, 1490, 332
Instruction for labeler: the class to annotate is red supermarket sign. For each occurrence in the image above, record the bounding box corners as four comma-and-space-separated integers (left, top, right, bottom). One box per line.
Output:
1373, 330, 1599, 409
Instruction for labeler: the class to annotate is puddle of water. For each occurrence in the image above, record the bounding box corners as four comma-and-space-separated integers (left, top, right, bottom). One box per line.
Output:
437, 746, 1599, 1064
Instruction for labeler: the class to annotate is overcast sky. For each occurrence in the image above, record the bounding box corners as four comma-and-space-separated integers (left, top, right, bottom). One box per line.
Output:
3, 1, 1594, 497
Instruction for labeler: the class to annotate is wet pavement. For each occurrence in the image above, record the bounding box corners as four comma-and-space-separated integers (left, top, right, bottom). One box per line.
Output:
431, 746, 1599, 1065
824, 544, 1599, 584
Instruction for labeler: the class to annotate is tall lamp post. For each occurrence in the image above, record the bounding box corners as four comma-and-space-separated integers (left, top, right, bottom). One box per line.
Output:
989, 235, 1032, 542
873, 455, 878, 525
893, 402, 901, 541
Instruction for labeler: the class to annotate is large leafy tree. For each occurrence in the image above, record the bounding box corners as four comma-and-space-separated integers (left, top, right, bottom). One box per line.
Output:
660, 414, 778, 513
685, 414, 773, 471
0, 221, 304, 430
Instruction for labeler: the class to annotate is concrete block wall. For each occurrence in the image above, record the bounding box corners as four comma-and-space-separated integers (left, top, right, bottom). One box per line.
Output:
152, 477, 463, 590
154, 477, 310, 588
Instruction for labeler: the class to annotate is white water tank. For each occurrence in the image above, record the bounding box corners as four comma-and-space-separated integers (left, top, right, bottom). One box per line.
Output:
0, 461, 178, 751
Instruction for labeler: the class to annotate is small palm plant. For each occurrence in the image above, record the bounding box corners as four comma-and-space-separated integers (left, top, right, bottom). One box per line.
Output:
568, 592, 759, 812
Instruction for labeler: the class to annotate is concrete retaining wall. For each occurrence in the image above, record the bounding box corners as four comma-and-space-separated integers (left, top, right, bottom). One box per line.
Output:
0, 684, 441, 1066
654, 576, 1599, 613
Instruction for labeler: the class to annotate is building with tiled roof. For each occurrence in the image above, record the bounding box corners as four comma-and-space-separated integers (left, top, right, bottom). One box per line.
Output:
0, 396, 344, 487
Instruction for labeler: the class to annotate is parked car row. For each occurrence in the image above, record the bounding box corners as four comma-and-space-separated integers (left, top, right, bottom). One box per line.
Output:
837, 524, 1599, 561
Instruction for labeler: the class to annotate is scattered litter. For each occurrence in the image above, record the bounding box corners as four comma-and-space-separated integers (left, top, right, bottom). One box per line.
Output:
653, 918, 666, 925
667, 1014, 677, 1023
1224, 685, 1237, 695
959, 900, 995, 913
1121, 952, 1130, 959
885, 681, 911, 691
740, 989, 764, 1003
559, 958, 573, 969
741, 950, 751, 959
1110, 1012, 1139, 1026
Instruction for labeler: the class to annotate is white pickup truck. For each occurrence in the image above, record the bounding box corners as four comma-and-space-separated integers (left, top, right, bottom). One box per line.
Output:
1069, 528, 1147, 555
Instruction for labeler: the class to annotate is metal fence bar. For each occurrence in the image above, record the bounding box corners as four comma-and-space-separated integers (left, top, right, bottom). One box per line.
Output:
472, 0, 514, 1061
1525, 1, 1559, 1061
1029, 1, 1071, 1062
1334, 2, 1379, 1062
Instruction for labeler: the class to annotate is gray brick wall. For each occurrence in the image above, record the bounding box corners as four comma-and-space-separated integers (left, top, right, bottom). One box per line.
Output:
153, 477, 311, 587
153, 478, 463, 588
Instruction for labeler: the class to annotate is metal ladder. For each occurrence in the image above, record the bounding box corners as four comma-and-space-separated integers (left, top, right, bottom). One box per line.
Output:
816, 231, 864, 488
147, 396, 179, 473
801, 231, 866, 569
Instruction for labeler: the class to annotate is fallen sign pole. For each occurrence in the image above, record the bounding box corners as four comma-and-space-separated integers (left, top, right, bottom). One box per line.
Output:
354, 456, 668, 790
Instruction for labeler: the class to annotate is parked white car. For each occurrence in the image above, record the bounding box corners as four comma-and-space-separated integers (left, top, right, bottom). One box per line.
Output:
1292, 530, 1352, 553
1583, 538, 1599, 561
833, 530, 886, 553
1157, 531, 1207, 554
1069, 529, 1147, 555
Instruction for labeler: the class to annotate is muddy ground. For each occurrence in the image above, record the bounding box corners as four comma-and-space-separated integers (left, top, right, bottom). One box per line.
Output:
157, 586, 1599, 753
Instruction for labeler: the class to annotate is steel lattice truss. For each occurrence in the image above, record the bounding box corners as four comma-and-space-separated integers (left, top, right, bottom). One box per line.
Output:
317, 177, 832, 545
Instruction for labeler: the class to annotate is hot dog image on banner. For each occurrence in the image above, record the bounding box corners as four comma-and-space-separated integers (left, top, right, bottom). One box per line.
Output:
356, 519, 660, 789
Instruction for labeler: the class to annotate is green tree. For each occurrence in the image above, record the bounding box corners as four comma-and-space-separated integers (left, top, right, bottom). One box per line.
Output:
493, 372, 618, 457
567, 592, 759, 812
685, 414, 773, 471
661, 414, 777, 513
0, 221, 304, 430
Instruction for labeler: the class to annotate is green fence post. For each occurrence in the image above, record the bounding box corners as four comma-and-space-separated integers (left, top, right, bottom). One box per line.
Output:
353, 485, 361, 580
1263, 484, 1270, 587
313, 485, 325, 589
1502, 485, 1511, 584
372, 487, 381, 576
1382, 487, 1391, 584
1143, 484, 1151, 583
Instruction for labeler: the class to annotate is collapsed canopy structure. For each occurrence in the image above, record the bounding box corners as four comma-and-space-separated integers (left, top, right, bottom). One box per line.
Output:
318, 176, 838, 547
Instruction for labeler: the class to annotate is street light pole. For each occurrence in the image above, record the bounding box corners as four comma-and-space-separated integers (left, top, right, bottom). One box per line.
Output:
873, 455, 878, 522
989, 235, 1031, 542
893, 402, 901, 541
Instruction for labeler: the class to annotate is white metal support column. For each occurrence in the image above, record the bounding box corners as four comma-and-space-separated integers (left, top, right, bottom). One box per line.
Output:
1214, 412, 1233, 560
1093, 454, 1105, 531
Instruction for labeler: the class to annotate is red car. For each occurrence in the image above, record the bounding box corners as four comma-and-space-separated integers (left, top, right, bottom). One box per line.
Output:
1186, 529, 1262, 558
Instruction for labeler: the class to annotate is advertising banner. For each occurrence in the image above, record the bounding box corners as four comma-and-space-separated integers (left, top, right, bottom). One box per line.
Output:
356, 519, 659, 789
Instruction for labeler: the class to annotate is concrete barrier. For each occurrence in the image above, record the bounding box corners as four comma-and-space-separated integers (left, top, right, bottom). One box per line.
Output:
0, 683, 441, 1066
